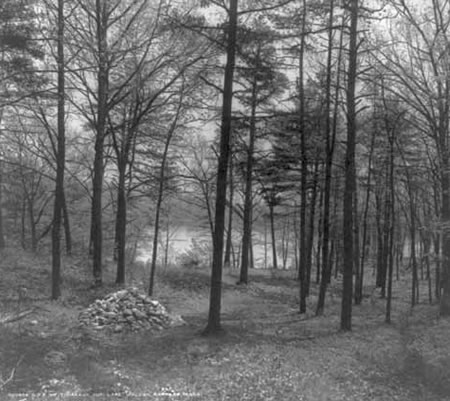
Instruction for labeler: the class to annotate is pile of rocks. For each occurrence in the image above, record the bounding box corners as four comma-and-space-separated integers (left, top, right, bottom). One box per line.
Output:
78, 287, 184, 333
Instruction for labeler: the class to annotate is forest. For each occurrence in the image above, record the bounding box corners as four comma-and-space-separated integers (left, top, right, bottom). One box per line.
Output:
1, 0, 450, 399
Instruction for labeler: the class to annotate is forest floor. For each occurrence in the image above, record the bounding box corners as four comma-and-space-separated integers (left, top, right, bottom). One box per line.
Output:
0, 248, 450, 400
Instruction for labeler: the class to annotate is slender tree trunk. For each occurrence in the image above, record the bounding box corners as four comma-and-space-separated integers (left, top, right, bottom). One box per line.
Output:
435, 234, 441, 300
62, 190, 71, 255
281, 218, 289, 269
264, 215, 268, 269
385, 124, 395, 323
306, 159, 319, 295
224, 154, 234, 267
353, 186, 362, 305
51, 0, 65, 300
381, 162, 390, 299
204, 0, 238, 335
249, 232, 254, 269
149, 97, 183, 296
410, 191, 418, 306
299, 0, 308, 314
316, 181, 324, 284
239, 71, 258, 285
91, 0, 109, 286
422, 234, 432, 304
269, 202, 278, 270
164, 216, 170, 269
115, 162, 127, 285
316, 0, 340, 315
397, 138, 419, 307
359, 117, 375, 303
341, 0, 358, 331
375, 190, 384, 287
284, 220, 290, 269
28, 199, 37, 252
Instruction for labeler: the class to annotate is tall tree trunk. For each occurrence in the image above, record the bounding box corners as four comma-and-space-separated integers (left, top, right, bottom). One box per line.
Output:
164, 215, 170, 269
397, 139, 419, 306
353, 186, 362, 304
239, 70, 258, 285
51, 0, 65, 300
149, 96, 183, 296
385, 121, 395, 323
316, 180, 324, 284
224, 153, 234, 267
341, 0, 358, 331
299, 0, 308, 314
358, 115, 376, 304
28, 199, 37, 252
264, 215, 268, 269
282, 218, 290, 270
316, 0, 341, 315
381, 162, 390, 299
204, 0, 238, 335
409, 187, 419, 304
249, 232, 254, 269
422, 232, 432, 304
62, 190, 72, 255
91, 0, 109, 286
115, 162, 127, 285
306, 158, 319, 295
375, 190, 384, 287
269, 201, 278, 270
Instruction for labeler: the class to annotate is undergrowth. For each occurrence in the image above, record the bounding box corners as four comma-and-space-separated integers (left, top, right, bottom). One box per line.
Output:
0, 248, 449, 400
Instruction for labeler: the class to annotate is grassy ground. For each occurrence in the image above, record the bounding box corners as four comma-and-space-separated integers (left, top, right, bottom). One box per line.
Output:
0, 248, 449, 400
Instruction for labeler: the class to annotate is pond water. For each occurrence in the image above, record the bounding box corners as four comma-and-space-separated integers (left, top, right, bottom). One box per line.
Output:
136, 225, 296, 269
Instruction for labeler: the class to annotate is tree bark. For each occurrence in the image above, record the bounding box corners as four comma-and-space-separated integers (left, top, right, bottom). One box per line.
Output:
316, 0, 341, 315
28, 199, 37, 252
385, 118, 395, 323
239, 70, 258, 285
224, 152, 234, 267
341, 0, 358, 331
90, 0, 109, 286
203, 0, 238, 335
299, 0, 308, 314
269, 201, 278, 270
62, 190, 71, 255
306, 158, 319, 295
358, 112, 376, 304
115, 162, 127, 285
353, 185, 361, 304
51, 0, 65, 300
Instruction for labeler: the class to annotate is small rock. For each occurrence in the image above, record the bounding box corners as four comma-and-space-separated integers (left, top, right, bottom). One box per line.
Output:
133, 309, 147, 320
113, 325, 123, 333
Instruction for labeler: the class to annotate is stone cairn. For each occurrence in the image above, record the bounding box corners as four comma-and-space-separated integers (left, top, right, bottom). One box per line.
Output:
79, 287, 184, 333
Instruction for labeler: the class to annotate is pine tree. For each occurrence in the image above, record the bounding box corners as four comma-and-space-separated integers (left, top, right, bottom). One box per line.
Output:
0, 0, 44, 250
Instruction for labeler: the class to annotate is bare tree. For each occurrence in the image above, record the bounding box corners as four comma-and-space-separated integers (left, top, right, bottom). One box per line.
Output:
51, 0, 66, 300
341, 0, 359, 331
